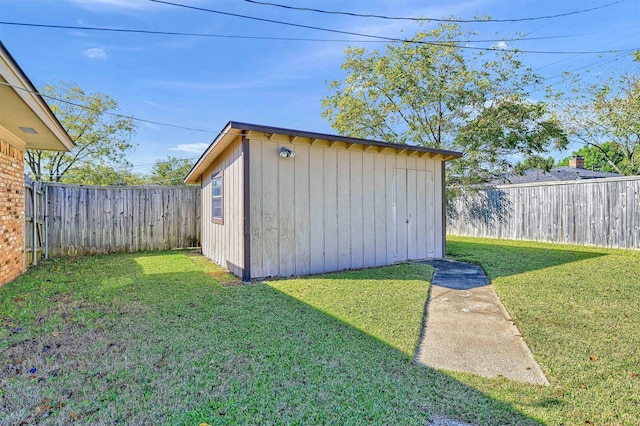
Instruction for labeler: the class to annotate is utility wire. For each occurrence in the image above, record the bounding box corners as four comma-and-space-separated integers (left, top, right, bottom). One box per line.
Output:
146, 0, 637, 54
0, 81, 217, 133
2, 21, 609, 44
241, 0, 626, 23
0, 21, 382, 43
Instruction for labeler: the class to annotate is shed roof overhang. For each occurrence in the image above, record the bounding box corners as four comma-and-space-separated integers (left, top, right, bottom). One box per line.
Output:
185, 121, 462, 184
0, 42, 74, 152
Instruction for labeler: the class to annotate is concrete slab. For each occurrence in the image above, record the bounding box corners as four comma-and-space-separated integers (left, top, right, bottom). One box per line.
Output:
415, 260, 549, 385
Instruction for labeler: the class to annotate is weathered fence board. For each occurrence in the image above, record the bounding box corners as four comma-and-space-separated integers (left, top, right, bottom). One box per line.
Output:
447, 176, 640, 250
44, 184, 200, 256
24, 176, 45, 266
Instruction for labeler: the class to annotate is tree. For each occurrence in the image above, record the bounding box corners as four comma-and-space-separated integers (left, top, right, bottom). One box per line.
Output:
148, 156, 195, 185
513, 154, 555, 174
61, 164, 147, 186
25, 82, 136, 182
553, 71, 640, 175
322, 23, 567, 184
557, 143, 625, 173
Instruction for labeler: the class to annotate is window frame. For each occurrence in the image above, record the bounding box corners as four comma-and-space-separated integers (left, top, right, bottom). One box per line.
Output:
211, 171, 223, 224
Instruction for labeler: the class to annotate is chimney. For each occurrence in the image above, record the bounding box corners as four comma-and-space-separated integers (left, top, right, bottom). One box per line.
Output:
569, 156, 584, 169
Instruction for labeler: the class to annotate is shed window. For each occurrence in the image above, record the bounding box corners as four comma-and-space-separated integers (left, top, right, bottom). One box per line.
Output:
212, 171, 223, 223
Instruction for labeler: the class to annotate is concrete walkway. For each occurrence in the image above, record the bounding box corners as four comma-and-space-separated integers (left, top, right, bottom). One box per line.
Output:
415, 259, 549, 385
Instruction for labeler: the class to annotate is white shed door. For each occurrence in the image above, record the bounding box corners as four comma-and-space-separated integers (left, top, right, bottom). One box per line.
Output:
398, 168, 434, 261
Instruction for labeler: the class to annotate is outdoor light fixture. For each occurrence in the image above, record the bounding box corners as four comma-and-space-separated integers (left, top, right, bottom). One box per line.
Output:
280, 147, 295, 158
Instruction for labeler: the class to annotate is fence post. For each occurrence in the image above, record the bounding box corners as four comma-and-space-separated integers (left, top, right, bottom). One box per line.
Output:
32, 179, 37, 266
44, 184, 49, 260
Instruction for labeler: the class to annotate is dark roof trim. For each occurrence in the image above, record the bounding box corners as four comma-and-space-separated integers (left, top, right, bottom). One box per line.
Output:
228, 121, 463, 159
184, 120, 463, 184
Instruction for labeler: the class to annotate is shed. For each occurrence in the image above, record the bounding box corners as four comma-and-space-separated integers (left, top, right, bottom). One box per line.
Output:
0, 42, 74, 286
185, 121, 461, 280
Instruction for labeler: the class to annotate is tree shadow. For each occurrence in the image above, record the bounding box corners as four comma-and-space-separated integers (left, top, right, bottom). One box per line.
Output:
448, 187, 512, 230
446, 238, 608, 279
1, 251, 543, 425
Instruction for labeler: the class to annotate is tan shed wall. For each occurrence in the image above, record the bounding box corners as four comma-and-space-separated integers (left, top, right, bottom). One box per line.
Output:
248, 136, 444, 279
200, 137, 245, 277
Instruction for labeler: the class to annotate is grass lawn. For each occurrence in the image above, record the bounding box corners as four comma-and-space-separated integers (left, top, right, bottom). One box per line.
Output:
1, 251, 535, 425
446, 236, 640, 425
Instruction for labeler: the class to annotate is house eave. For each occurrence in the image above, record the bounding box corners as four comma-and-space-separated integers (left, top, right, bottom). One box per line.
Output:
0, 42, 74, 152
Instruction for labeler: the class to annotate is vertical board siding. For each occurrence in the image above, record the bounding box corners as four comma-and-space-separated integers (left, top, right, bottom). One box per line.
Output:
308, 146, 325, 274
361, 152, 375, 268
278, 143, 296, 276
337, 149, 351, 271
294, 144, 311, 276
373, 154, 387, 266
201, 138, 244, 277
45, 184, 200, 256
349, 150, 364, 269
323, 148, 339, 272
249, 136, 443, 278
249, 139, 264, 277
447, 176, 640, 249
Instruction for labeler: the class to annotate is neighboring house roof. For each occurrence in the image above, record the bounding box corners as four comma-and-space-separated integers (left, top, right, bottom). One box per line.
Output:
185, 121, 463, 184
493, 166, 621, 185
0, 41, 74, 152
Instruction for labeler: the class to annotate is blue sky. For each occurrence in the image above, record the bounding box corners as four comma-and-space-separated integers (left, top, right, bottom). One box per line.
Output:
1, 0, 638, 173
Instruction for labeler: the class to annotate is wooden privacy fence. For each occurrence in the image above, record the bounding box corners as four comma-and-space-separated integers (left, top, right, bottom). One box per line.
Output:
24, 175, 46, 266
26, 183, 201, 259
447, 176, 640, 249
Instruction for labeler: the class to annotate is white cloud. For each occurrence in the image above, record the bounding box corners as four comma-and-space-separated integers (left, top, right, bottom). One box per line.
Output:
143, 122, 161, 132
170, 143, 209, 154
68, 0, 205, 11
69, 0, 154, 10
83, 48, 107, 59
495, 41, 509, 50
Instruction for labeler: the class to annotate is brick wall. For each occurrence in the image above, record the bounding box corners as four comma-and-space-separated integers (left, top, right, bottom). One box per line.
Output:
0, 139, 25, 287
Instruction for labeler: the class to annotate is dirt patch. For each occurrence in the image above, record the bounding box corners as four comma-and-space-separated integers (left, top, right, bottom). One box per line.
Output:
1, 324, 117, 383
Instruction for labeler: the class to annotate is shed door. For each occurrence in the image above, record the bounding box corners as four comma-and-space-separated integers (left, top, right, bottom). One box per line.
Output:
399, 168, 434, 261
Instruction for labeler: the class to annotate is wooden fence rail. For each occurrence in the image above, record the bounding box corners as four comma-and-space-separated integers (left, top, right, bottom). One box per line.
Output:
27, 183, 201, 258
447, 176, 640, 249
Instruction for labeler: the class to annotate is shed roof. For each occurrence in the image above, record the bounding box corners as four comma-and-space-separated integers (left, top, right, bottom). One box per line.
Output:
185, 121, 462, 184
0, 41, 74, 152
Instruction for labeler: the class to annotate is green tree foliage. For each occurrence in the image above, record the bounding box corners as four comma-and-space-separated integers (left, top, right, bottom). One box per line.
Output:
557, 143, 625, 173
322, 23, 567, 184
513, 154, 555, 174
61, 164, 147, 186
553, 71, 640, 175
25, 82, 136, 182
148, 156, 195, 185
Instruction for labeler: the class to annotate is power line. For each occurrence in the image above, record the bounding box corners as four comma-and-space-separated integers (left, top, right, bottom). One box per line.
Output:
241, 0, 626, 23
0, 81, 216, 133
0, 21, 381, 43
2, 21, 610, 45
147, 0, 637, 54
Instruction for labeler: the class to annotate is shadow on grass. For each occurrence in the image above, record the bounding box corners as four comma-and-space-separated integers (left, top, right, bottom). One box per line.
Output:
446, 238, 609, 279
1, 251, 542, 425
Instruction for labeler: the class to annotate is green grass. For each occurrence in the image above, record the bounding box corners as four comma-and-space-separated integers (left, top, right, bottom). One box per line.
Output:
446, 236, 640, 425
0, 251, 535, 425
265, 265, 433, 356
